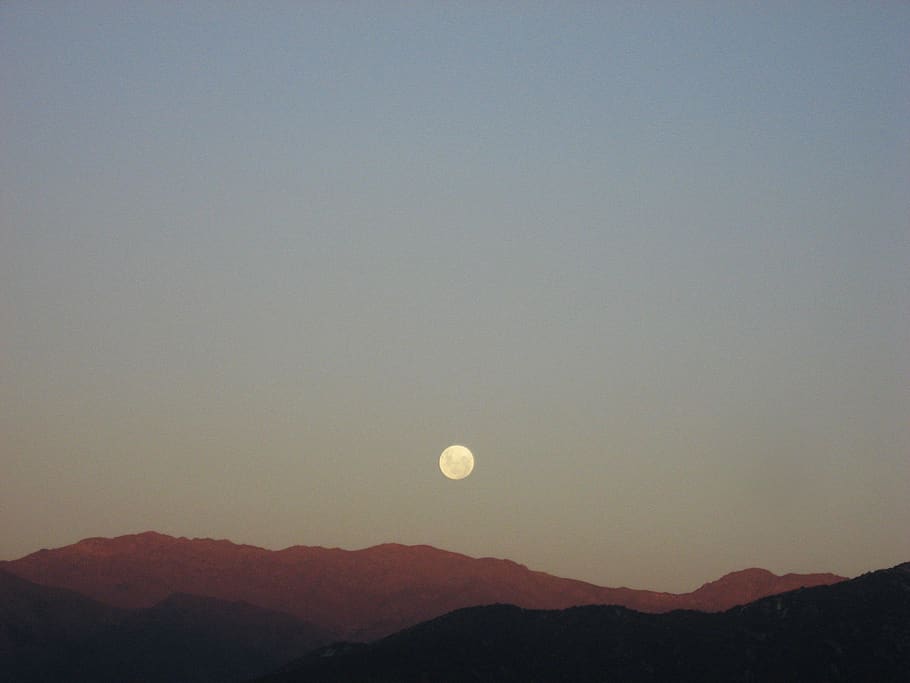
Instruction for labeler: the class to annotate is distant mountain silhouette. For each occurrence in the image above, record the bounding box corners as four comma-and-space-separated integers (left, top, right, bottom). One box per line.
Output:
1, 532, 843, 641
0, 569, 330, 683
257, 562, 910, 683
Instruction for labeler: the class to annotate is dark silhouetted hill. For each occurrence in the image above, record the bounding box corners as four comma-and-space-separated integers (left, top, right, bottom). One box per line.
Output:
1, 532, 843, 641
0, 569, 330, 683
0, 568, 122, 682
257, 562, 910, 683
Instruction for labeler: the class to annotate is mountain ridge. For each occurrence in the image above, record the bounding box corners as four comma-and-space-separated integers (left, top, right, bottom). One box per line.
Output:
258, 562, 910, 682
0, 568, 331, 682
1, 532, 845, 641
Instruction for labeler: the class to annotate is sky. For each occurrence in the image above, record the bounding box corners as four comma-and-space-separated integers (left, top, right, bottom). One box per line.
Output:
1, 2, 908, 593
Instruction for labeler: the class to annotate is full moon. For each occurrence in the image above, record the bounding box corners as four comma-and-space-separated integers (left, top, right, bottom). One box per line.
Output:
439, 445, 474, 480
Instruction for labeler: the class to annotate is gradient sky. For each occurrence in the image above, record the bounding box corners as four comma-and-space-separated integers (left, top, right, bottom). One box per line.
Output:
2, 2, 908, 592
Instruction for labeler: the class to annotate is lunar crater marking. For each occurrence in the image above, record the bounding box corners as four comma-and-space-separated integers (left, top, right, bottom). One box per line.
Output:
439, 445, 474, 480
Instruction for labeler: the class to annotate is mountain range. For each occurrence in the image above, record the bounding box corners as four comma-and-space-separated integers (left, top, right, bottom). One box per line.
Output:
1, 532, 870, 682
0, 531, 843, 641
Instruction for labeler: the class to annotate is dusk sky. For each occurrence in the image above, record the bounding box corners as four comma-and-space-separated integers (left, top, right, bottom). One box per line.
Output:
2, 3, 908, 593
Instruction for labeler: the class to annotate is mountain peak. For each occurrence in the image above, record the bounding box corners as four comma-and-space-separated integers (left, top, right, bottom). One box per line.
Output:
70, 531, 174, 556
720, 567, 775, 579
688, 566, 844, 612
69, 531, 272, 556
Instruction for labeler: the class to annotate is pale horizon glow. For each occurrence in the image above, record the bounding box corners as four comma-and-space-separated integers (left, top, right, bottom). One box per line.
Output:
1, 3, 908, 593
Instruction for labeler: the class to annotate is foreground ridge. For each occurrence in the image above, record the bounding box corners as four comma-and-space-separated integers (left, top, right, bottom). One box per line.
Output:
258, 562, 910, 683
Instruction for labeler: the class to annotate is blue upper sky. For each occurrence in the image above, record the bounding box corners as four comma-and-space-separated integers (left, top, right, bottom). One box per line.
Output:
1, 2, 908, 591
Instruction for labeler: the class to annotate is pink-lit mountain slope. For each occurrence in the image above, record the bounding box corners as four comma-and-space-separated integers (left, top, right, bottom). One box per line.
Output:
1, 532, 845, 641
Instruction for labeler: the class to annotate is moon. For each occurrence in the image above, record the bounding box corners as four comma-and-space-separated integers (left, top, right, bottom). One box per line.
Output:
439, 445, 474, 480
